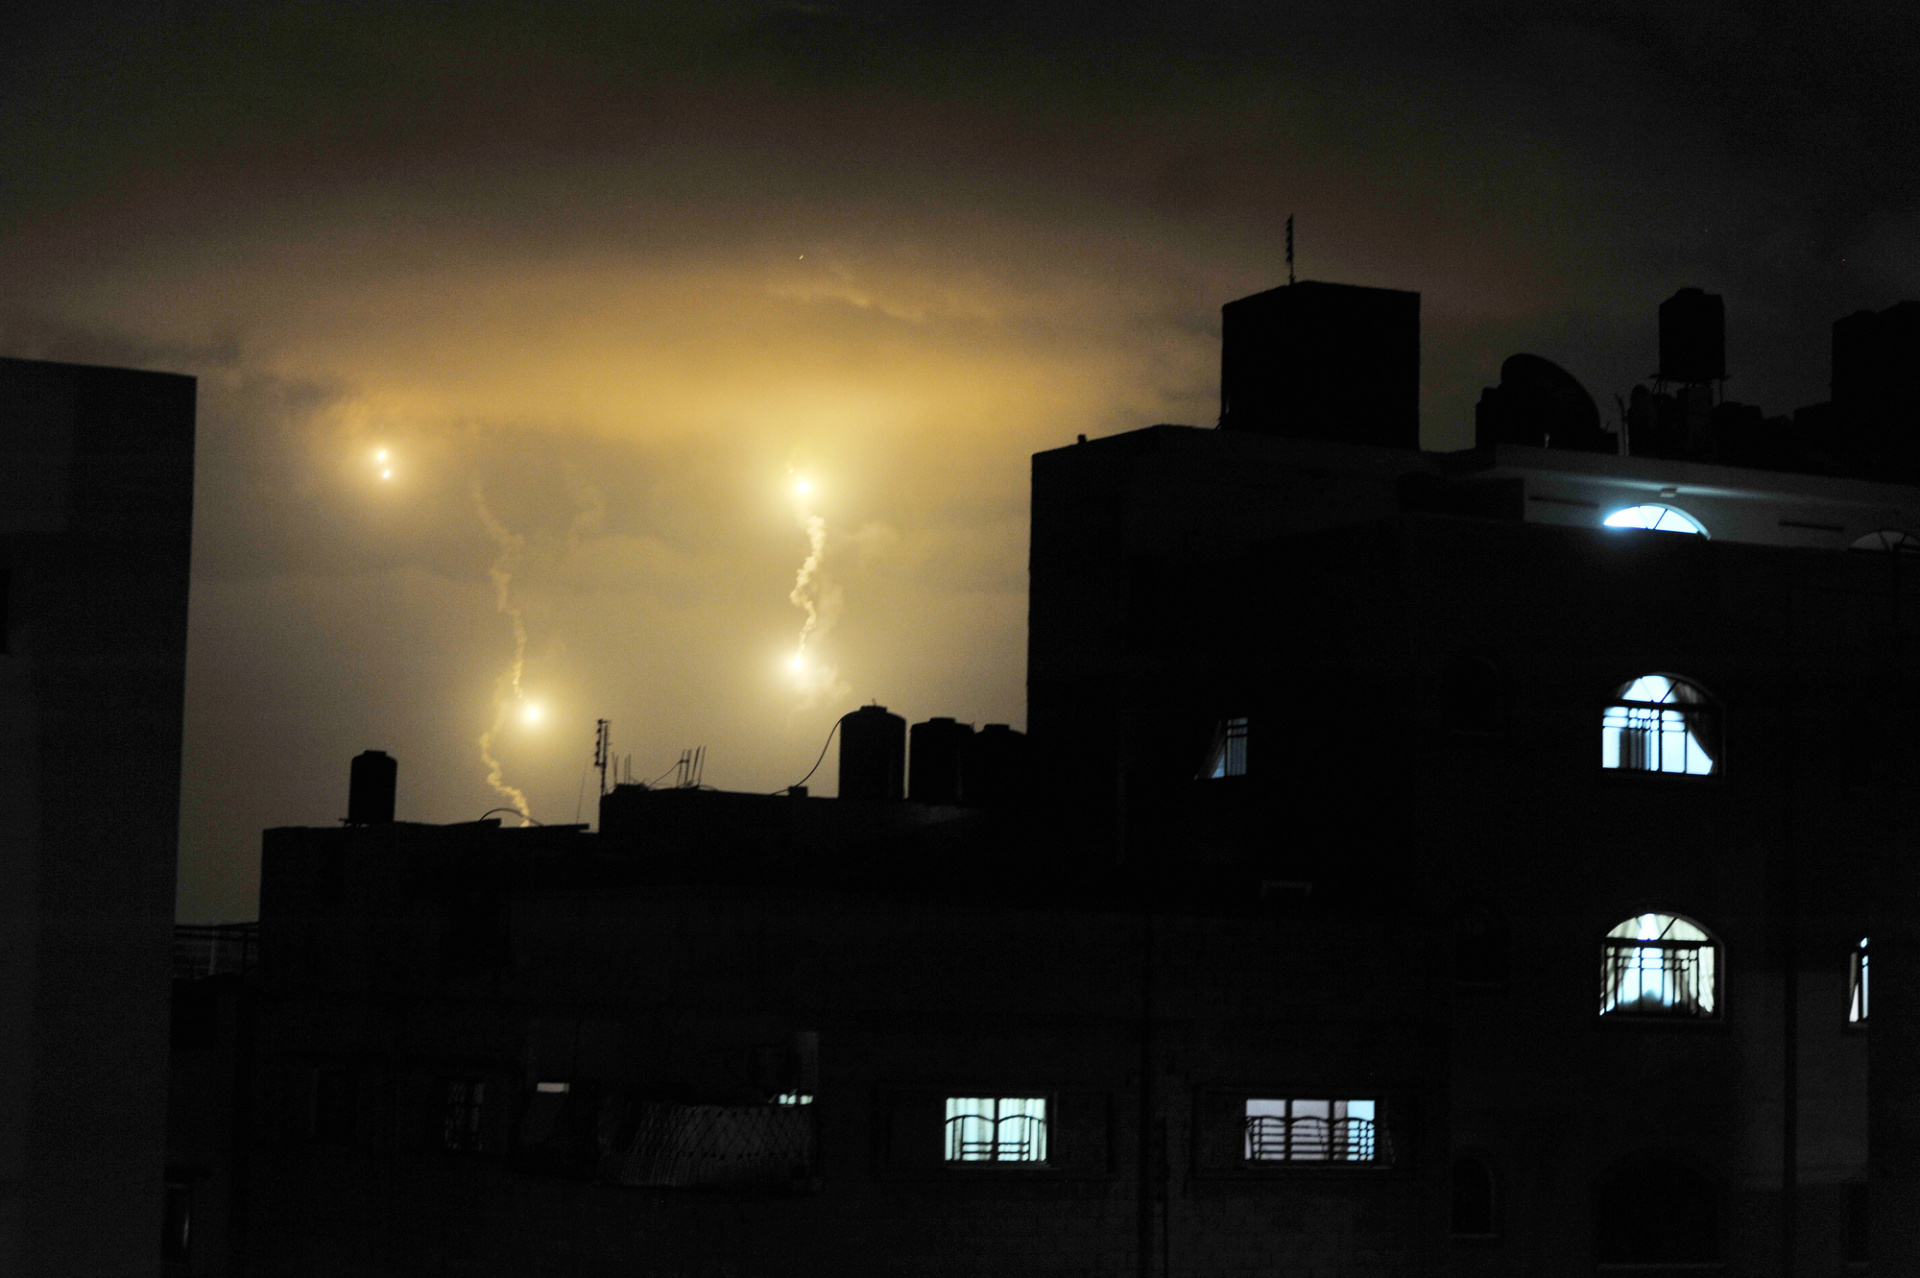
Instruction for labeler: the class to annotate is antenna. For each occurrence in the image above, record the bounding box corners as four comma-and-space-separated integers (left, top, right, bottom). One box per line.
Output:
1286, 213, 1295, 286
594, 720, 610, 796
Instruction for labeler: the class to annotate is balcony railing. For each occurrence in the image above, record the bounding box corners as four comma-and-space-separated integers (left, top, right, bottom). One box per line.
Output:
602, 1102, 815, 1188
172, 923, 259, 981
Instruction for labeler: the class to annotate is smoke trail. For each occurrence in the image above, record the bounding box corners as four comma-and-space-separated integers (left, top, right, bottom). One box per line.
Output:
473, 480, 533, 823
790, 513, 827, 659
788, 479, 849, 705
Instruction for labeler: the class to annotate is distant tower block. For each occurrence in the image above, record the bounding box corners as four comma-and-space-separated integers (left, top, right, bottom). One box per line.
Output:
348, 750, 397, 824
909, 717, 973, 805
838, 705, 905, 802
1219, 280, 1421, 450
1657, 288, 1726, 385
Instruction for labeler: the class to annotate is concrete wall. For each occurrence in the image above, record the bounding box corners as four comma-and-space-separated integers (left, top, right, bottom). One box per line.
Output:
0, 357, 195, 1277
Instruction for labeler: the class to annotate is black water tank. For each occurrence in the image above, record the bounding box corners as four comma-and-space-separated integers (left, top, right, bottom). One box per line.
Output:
909, 718, 974, 805
348, 750, 397, 824
1658, 288, 1725, 384
839, 706, 905, 802
962, 723, 1029, 809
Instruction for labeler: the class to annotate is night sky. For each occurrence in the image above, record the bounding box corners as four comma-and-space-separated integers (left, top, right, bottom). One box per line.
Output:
3, 2, 1916, 922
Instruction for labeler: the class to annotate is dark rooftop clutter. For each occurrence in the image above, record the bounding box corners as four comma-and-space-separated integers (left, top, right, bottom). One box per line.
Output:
346, 749, 397, 825
837, 703, 905, 801
907, 717, 972, 805
961, 723, 1030, 810
1657, 287, 1726, 385
1474, 353, 1612, 453
1218, 279, 1420, 450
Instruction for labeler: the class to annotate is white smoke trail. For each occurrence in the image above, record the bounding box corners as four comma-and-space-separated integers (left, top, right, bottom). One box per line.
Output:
473, 480, 533, 823
790, 513, 827, 657
788, 480, 849, 705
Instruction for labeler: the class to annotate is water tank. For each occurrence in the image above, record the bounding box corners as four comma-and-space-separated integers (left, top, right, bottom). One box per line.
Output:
838, 705, 905, 802
347, 750, 397, 824
962, 723, 1029, 809
909, 718, 973, 805
1657, 288, 1726, 384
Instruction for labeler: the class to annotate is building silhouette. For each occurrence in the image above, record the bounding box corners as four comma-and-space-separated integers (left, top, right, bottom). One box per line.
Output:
0, 356, 196, 1277
169, 281, 1920, 1275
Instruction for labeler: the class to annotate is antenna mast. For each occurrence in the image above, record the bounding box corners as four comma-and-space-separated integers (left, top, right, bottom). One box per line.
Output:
594, 719, 610, 796
1286, 213, 1295, 286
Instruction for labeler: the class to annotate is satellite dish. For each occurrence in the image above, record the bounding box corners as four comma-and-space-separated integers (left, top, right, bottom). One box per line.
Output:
1475, 353, 1611, 453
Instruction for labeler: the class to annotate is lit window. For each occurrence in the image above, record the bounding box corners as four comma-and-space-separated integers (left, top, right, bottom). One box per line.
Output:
1851, 937, 1870, 1026
1850, 529, 1920, 553
776, 1093, 814, 1106
1601, 675, 1718, 775
1601, 914, 1717, 1018
1243, 1098, 1380, 1163
944, 1097, 1047, 1163
1604, 504, 1708, 536
1203, 716, 1249, 779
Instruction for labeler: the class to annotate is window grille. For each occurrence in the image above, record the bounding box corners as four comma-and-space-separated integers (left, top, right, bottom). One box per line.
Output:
1201, 716, 1249, 779
1851, 937, 1870, 1025
602, 1101, 815, 1187
944, 1097, 1048, 1163
1243, 1099, 1381, 1163
1600, 914, 1717, 1018
1601, 675, 1717, 775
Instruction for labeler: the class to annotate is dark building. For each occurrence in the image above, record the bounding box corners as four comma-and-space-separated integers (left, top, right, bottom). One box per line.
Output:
1219, 280, 1420, 450
177, 281, 1920, 1275
0, 356, 196, 1276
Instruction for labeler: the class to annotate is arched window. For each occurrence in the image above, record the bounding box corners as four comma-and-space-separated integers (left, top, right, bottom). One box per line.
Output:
1850, 529, 1920, 553
1450, 1155, 1498, 1238
1851, 937, 1869, 1025
1601, 914, 1718, 1018
1601, 675, 1718, 775
1604, 504, 1709, 536
1594, 1157, 1719, 1264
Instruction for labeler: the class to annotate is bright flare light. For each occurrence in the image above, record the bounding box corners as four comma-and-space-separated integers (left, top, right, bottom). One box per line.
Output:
381, 469, 393, 480
521, 702, 543, 726
790, 654, 805, 671
793, 478, 812, 497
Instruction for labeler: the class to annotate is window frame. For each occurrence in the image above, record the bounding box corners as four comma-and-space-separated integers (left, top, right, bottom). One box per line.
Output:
1190, 1088, 1405, 1180
1850, 936, 1869, 1029
1597, 913, 1724, 1025
942, 1095, 1051, 1166
1242, 1097, 1384, 1166
1602, 503, 1710, 536
1200, 715, 1249, 780
1600, 673, 1723, 781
